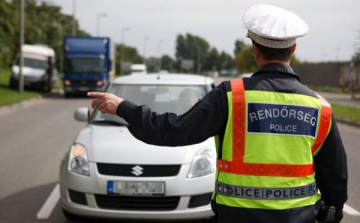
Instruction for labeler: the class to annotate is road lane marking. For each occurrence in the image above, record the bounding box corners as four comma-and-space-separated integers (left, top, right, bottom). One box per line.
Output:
344, 203, 360, 216
37, 184, 60, 219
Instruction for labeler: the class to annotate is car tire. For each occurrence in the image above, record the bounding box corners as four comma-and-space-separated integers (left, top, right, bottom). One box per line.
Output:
62, 208, 80, 222
65, 92, 72, 98
9, 78, 18, 89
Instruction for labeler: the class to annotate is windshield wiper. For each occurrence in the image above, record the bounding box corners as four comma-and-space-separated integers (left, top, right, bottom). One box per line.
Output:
92, 120, 128, 126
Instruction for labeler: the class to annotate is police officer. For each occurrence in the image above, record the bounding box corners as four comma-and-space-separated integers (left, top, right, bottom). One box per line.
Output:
88, 4, 347, 223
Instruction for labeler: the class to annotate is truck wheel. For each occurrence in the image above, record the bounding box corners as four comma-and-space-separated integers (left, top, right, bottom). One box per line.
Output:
65, 92, 72, 98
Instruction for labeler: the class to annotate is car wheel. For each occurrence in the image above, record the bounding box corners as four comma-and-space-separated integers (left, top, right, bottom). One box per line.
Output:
9, 78, 18, 89
62, 208, 80, 222
65, 92, 72, 98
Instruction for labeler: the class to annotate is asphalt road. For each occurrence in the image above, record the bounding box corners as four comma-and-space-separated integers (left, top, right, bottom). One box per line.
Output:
0, 91, 359, 223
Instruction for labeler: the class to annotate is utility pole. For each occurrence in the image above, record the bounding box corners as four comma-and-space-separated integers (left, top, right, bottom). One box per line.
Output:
121, 27, 129, 75
156, 40, 163, 72
19, 0, 25, 93
143, 37, 150, 63
72, 0, 76, 36
96, 13, 107, 37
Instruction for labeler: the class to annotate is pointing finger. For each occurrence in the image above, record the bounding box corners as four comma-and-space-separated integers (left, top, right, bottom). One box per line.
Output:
87, 92, 106, 98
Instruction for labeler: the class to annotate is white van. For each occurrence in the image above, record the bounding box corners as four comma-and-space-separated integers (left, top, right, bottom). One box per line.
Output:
10, 44, 58, 92
130, 64, 147, 75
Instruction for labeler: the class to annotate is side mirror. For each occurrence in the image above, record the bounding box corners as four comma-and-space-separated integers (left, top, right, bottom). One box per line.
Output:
74, 107, 90, 122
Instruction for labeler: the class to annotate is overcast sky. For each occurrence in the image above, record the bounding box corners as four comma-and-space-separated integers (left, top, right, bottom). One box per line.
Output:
52, 0, 360, 62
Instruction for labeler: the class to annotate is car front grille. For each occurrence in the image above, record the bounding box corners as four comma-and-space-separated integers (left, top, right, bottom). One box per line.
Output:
69, 79, 97, 86
97, 163, 181, 177
95, 195, 180, 211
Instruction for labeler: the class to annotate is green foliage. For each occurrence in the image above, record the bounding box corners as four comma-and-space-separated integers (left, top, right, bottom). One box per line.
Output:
332, 103, 360, 122
0, 69, 11, 87
308, 85, 348, 93
175, 33, 235, 73
234, 40, 245, 56
175, 33, 210, 73
202, 48, 219, 71
161, 55, 174, 71
0, 0, 90, 71
0, 69, 40, 107
115, 44, 143, 74
235, 44, 257, 73
352, 51, 360, 67
0, 87, 40, 107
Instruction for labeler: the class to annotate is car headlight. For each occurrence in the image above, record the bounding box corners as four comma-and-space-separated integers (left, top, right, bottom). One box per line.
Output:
68, 144, 90, 176
187, 147, 216, 179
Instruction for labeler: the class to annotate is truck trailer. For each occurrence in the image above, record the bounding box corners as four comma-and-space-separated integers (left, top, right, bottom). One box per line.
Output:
63, 37, 114, 97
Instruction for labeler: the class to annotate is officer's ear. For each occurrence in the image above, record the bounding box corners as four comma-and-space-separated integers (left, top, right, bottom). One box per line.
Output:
252, 43, 261, 60
291, 43, 297, 55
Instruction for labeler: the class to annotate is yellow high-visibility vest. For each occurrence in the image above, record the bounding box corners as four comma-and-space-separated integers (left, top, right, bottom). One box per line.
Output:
214, 78, 332, 210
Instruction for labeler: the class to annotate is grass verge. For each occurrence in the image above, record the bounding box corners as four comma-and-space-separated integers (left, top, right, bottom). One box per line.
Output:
0, 69, 41, 107
331, 103, 360, 123
309, 85, 351, 94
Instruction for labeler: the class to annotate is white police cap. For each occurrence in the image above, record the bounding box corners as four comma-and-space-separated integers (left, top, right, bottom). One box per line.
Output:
243, 4, 309, 49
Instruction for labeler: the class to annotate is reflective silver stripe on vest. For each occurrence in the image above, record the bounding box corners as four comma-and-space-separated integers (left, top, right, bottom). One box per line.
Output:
215, 181, 317, 200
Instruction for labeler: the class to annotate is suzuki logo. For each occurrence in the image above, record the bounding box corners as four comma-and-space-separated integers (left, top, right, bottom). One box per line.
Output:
132, 165, 143, 176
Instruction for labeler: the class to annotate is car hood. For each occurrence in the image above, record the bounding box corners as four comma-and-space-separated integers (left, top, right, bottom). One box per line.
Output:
75, 125, 215, 165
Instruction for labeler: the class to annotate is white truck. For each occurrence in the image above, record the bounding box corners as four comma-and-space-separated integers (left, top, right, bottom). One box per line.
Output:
10, 44, 58, 92
130, 64, 147, 75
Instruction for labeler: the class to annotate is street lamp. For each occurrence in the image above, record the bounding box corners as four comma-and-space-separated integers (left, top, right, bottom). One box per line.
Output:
72, 0, 76, 36
121, 27, 130, 75
96, 13, 107, 37
156, 40, 163, 72
143, 37, 150, 61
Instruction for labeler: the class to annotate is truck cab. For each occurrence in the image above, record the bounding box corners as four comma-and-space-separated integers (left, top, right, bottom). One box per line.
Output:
63, 37, 114, 97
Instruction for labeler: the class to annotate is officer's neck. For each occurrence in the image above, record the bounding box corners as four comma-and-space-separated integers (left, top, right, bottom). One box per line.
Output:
256, 58, 291, 68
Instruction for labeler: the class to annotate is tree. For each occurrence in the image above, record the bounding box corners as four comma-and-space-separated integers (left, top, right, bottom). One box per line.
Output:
218, 51, 235, 70
202, 48, 219, 71
161, 55, 175, 71
175, 33, 210, 73
235, 44, 257, 73
0, 0, 89, 71
234, 40, 245, 56
115, 44, 143, 74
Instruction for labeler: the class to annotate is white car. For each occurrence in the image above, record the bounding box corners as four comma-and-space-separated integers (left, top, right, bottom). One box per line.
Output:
60, 74, 216, 222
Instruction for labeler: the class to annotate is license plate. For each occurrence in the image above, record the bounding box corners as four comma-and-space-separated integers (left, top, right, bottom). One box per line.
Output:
108, 181, 165, 195
78, 87, 89, 91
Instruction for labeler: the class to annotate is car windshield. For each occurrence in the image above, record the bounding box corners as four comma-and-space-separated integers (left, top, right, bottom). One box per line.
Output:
64, 57, 105, 74
15, 57, 48, 69
92, 84, 207, 126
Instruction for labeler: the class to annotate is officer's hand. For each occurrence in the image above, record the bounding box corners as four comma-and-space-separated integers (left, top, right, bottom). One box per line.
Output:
87, 92, 124, 115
